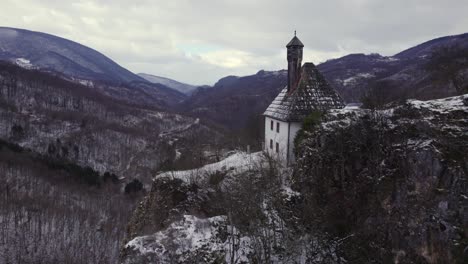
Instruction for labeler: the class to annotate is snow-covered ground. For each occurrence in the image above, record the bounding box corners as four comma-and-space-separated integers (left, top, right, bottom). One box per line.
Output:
322, 94, 468, 133
124, 215, 252, 264
407, 94, 468, 114
156, 151, 265, 182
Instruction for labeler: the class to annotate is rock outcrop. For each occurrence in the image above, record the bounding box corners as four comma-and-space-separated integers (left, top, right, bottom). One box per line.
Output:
293, 95, 468, 263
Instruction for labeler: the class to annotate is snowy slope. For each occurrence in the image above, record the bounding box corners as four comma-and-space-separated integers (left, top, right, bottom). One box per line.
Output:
122, 149, 340, 264
0, 27, 144, 83
138, 73, 198, 95
157, 151, 264, 182
124, 215, 252, 264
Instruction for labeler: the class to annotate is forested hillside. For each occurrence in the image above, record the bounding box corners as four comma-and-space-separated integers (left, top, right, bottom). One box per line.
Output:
0, 62, 226, 263
0, 62, 222, 184
0, 139, 136, 263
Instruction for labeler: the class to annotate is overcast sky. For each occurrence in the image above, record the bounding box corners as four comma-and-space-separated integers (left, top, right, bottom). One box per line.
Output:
1, 0, 467, 85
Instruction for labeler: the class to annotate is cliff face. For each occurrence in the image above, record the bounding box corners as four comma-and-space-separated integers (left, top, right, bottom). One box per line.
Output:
121, 95, 467, 264
0, 63, 218, 183
293, 95, 468, 263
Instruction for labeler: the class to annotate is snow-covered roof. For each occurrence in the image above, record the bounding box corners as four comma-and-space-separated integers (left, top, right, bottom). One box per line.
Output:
263, 63, 345, 122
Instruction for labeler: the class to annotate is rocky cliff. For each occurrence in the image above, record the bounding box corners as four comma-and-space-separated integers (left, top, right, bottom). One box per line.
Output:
121, 95, 467, 263
293, 94, 467, 263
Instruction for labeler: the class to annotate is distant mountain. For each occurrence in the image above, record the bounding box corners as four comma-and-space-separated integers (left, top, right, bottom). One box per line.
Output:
318, 33, 468, 102
138, 73, 198, 95
0, 27, 144, 84
180, 33, 467, 133
0, 27, 189, 108
394, 33, 468, 59
180, 70, 287, 131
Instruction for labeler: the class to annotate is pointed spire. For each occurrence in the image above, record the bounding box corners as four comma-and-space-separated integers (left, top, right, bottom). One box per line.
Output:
286, 32, 304, 47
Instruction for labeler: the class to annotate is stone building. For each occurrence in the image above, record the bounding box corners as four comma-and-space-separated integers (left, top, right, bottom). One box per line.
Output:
263, 34, 345, 165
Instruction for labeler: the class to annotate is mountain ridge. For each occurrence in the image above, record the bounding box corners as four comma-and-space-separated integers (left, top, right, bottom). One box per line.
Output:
138, 73, 198, 95
0, 27, 144, 84
179, 32, 467, 134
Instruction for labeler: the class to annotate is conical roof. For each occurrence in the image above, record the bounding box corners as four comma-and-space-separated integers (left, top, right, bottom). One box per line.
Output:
264, 63, 344, 121
286, 36, 304, 47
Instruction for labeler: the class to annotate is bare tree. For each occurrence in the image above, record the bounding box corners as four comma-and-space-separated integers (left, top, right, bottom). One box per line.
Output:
426, 44, 468, 95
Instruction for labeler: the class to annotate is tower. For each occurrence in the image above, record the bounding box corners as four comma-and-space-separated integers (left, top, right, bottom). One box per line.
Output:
286, 32, 304, 92
264, 34, 344, 166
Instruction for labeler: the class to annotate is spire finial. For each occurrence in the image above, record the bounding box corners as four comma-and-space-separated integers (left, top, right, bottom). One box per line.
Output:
294, 30, 296, 37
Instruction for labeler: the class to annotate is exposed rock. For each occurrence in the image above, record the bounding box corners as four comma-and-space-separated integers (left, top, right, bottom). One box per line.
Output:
293, 95, 468, 263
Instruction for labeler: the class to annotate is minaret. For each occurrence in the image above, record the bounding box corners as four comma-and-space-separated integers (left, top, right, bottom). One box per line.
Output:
286, 31, 304, 92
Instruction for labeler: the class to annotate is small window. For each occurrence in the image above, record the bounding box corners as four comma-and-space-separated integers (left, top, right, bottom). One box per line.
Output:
276, 142, 279, 153
276, 122, 280, 133
270, 139, 273, 149
270, 120, 273, 130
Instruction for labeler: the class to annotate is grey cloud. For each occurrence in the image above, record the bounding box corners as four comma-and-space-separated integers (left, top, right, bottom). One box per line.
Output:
1, 0, 467, 85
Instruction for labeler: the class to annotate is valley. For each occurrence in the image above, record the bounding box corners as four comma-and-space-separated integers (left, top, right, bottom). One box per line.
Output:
0, 25, 466, 264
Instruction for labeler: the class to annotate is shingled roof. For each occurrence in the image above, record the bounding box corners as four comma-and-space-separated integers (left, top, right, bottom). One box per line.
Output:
263, 63, 345, 122
286, 36, 304, 47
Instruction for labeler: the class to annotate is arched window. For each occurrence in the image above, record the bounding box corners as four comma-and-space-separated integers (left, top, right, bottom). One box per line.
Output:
270, 120, 274, 130
276, 142, 279, 153
270, 139, 273, 149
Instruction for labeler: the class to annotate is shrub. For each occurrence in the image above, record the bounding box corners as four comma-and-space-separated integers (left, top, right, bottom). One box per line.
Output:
11, 124, 24, 140
125, 179, 143, 194
294, 111, 322, 149
0, 138, 24, 152
103, 172, 119, 184
208, 170, 226, 186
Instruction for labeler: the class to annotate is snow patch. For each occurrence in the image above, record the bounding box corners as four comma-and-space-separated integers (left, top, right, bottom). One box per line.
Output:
342, 73, 374, 86
15, 58, 34, 69
407, 139, 434, 149
344, 103, 362, 109
381, 56, 399, 62
175, 149, 182, 160
281, 186, 301, 200
77, 79, 94, 87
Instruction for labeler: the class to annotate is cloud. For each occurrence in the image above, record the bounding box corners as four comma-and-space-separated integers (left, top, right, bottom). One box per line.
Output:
1, 0, 467, 85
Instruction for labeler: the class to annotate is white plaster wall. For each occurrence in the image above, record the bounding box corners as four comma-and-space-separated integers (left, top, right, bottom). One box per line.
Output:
288, 122, 302, 164
264, 117, 290, 163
